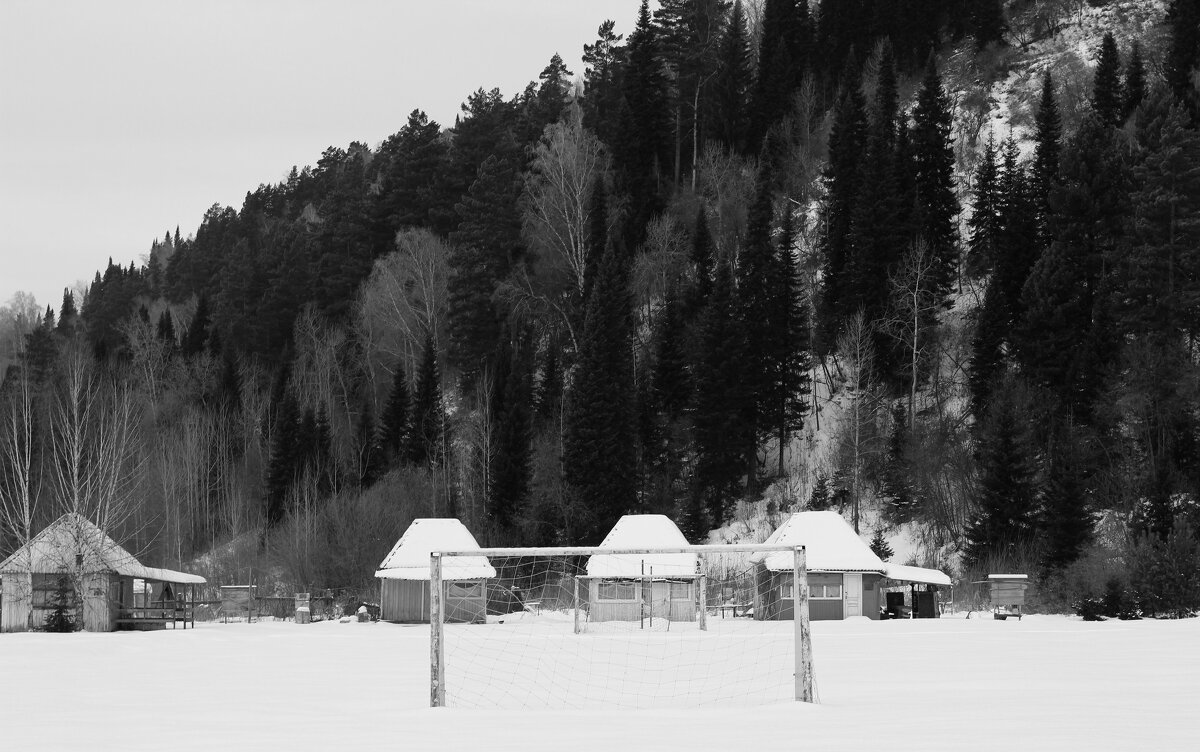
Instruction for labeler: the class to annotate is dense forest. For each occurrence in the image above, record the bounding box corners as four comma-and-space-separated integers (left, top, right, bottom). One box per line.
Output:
3, 0, 1200, 615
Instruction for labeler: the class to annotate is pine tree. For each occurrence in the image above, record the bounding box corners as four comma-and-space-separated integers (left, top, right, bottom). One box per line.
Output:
356, 401, 384, 489
818, 77, 867, 353
1124, 40, 1147, 120
183, 295, 211, 356
769, 206, 812, 476
43, 576, 77, 633
380, 362, 410, 464
447, 155, 522, 386
1040, 434, 1093, 573
967, 134, 1001, 277
870, 528, 894, 561
156, 310, 176, 347
880, 402, 917, 522
409, 333, 445, 468
748, 0, 810, 153
963, 379, 1040, 571
711, 0, 751, 152
266, 392, 300, 527
1166, 0, 1200, 105
563, 247, 638, 545
490, 339, 534, 531
971, 0, 1006, 49
581, 20, 626, 146
1033, 72, 1062, 240
1092, 32, 1124, 127
614, 0, 670, 246
692, 260, 751, 528
57, 289, 77, 335
686, 205, 715, 319
910, 59, 960, 306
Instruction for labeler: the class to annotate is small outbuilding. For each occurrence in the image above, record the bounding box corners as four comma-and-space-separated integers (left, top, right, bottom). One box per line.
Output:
374, 518, 495, 624
0, 513, 206, 633
882, 562, 953, 619
583, 514, 699, 623
751, 511, 887, 621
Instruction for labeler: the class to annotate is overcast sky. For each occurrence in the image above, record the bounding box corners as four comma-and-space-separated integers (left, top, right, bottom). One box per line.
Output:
1, 0, 640, 314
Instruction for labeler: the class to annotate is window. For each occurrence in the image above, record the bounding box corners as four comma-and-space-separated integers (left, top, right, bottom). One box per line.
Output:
598, 581, 635, 600
668, 582, 691, 601
780, 573, 843, 600
447, 582, 481, 599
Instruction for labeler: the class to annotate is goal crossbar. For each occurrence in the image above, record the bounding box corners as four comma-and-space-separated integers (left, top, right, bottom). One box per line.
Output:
429, 544, 814, 708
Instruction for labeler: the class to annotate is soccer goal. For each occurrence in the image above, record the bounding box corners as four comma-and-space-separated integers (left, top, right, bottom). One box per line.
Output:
429, 543, 814, 709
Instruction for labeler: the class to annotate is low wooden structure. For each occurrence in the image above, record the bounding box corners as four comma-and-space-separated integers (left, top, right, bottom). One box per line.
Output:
582, 514, 700, 624
752, 512, 886, 621
374, 518, 495, 624
882, 563, 953, 619
0, 513, 205, 633
219, 585, 257, 622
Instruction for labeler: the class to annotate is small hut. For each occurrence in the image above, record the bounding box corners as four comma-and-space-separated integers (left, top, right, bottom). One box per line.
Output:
882, 563, 953, 619
751, 511, 886, 621
0, 513, 206, 632
583, 514, 698, 623
374, 518, 495, 624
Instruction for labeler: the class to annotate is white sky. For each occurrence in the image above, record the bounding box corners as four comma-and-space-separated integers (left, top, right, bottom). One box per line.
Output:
0, 0, 640, 314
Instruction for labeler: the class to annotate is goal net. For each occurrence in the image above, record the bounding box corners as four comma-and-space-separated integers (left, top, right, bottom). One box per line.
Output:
429, 544, 813, 709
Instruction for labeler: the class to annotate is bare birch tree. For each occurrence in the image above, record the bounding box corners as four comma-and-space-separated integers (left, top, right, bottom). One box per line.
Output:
836, 311, 884, 533
0, 365, 40, 627
883, 241, 941, 430
523, 103, 607, 296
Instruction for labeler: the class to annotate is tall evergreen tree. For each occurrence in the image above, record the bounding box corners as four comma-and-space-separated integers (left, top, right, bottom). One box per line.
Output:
768, 206, 812, 476
967, 134, 1001, 277
1124, 40, 1147, 120
380, 362, 410, 463
910, 59, 960, 305
963, 379, 1040, 570
1092, 32, 1124, 127
156, 310, 176, 347
1040, 429, 1093, 573
265, 392, 300, 527
409, 333, 445, 468
691, 260, 750, 531
748, 0, 810, 153
971, 0, 1006, 49
182, 295, 211, 356
710, 0, 751, 152
490, 339, 534, 531
563, 247, 638, 545
1033, 72, 1062, 240
581, 20, 626, 146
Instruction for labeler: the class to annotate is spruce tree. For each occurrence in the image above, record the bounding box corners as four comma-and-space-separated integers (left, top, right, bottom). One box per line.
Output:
57, 289, 77, 335
686, 206, 715, 319
910, 59, 960, 306
691, 260, 751, 529
447, 155, 522, 387
971, 0, 1006, 49
356, 401, 384, 489
963, 379, 1040, 571
563, 247, 638, 545
1032, 72, 1062, 240
967, 134, 1000, 277
769, 206, 812, 476
183, 295, 211, 356
1124, 40, 1147, 120
748, 0, 810, 153
266, 392, 300, 527
581, 20, 626, 146
870, 528, 894, 562
409, 333, 445, 468
380, 362, 410, 463
1092, 32, 1124, 127
711, 0, 751, 152
490, 339, 534, 531
43, 576, 77, 633
880, 401, 917, 523
1040, 436, 1093, 573
818, 77, 867, 353
156, 310, 176, 347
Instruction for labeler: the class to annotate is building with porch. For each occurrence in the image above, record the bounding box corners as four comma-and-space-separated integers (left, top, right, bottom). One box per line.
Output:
0, 513, 206, 632
583, 514, 699, 623
374, 518, 495, 624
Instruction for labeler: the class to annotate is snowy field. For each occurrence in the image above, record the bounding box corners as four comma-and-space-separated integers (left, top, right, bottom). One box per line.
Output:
1, 614, 1196, 751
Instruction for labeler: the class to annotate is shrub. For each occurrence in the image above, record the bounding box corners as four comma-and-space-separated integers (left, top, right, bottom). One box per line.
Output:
43, 576, 78, 633
1128, 521, 1200, 619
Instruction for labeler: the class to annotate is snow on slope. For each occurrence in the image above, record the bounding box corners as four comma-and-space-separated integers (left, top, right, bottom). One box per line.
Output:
0, 615, 1195, 751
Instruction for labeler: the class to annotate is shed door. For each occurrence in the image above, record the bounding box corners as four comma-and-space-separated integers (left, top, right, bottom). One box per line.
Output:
843, 573, 862, 617
645, 582, 671, 619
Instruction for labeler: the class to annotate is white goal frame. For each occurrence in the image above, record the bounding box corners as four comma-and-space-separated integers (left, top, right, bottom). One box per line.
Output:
429, 543, 813, 707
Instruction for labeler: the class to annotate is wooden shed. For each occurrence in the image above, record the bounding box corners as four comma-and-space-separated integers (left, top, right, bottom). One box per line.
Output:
583, 514, 699, 623
751, 511, 886, 621
0, 513, 206, 633
374, 518, 495, 624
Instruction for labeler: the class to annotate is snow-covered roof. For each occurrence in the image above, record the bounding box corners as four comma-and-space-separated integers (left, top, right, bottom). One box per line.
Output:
585, 514, 697, 578
750, 512, 885, 573
0, 513, 206, 584
374, 518, 495, 581
885, 563, 952, 587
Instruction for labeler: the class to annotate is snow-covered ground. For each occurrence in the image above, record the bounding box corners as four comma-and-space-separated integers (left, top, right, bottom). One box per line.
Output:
1, 613, 1195, 750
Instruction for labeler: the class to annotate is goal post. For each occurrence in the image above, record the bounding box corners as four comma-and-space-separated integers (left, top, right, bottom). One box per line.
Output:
429, 543, 813, 709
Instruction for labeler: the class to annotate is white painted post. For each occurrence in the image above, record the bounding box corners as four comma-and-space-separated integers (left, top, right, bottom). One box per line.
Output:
794, 545, 814, 703
430, 553, 446, 707
698, 573, 708, 631
573, 577, 583, 634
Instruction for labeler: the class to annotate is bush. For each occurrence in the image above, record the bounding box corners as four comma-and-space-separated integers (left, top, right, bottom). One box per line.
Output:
1074, 597, 1105, 621
1128, 521, 1200, 619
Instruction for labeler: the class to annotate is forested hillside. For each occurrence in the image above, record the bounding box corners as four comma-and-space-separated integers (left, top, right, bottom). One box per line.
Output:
3, 0, 1199, 614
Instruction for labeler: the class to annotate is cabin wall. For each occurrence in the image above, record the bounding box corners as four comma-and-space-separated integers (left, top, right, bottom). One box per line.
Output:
379, 579, 485, 624
756, 571, 888, 621
587, 579, 697, 623
81, 574, 119, 632
1, 572, 32, 633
